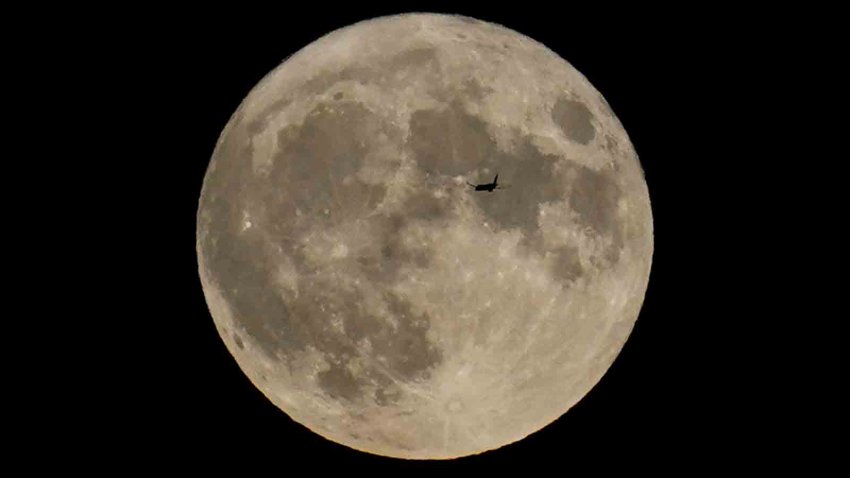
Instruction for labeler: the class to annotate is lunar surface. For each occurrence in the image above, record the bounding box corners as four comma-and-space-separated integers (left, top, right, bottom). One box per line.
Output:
197, 13, 653, 459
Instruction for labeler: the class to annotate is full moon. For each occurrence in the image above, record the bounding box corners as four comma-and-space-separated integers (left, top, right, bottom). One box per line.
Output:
197, 13, 653, 459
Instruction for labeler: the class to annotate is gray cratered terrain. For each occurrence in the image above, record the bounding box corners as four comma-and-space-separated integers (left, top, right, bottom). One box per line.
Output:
197, 13, 653, 459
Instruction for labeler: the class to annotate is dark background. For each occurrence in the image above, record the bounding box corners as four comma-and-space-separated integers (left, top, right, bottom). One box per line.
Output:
60, 3, 804, 472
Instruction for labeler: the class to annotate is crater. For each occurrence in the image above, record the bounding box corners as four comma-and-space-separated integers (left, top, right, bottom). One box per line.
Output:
552, 96, 596, 144
385, 47, 440, 74
375, 383, 402, 406
550, 245, 583, 283
604, 134, 619, 155
317, 358, 363, 402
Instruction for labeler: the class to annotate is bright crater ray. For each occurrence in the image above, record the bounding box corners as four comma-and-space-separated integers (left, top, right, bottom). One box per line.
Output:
197, 13, 653, 459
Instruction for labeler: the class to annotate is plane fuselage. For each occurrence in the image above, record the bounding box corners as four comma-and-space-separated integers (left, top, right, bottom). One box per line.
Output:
470, 174, 499, 192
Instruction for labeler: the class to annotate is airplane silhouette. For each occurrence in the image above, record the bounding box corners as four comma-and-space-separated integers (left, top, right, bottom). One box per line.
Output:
466, 174, 508, 192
